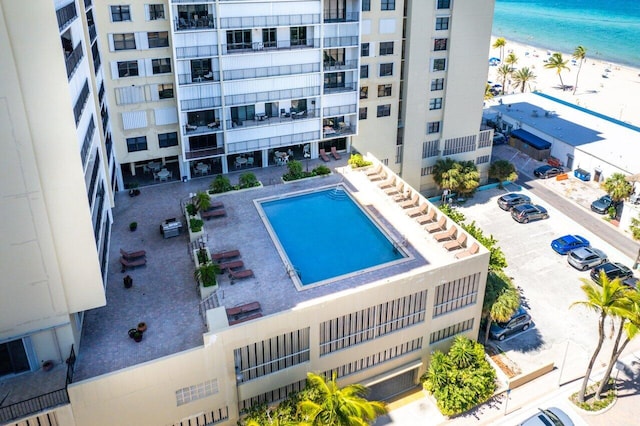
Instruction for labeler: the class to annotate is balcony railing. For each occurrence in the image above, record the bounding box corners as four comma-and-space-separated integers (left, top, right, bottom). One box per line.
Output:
225, 86, 320, 107
223, 62, 319, 81
65, 42, 84, 80
73, 80, 90, 126
176, 44, 218, 59
323, 82, 357, 94
185, 146, 225, 160
56, 1, 77, 31
323, 123, 355, 138
174, 16, 215, 31
81, 117, 96, 168
226, 130, 320, 154
323, 104, 357, 116
180, 96, 223, 111
323, 59, 358, 72
323, 35, 359, 48
221, 38, 320, 55
0, 346, 76, 424
177, 72, 220, 85
219, 13, 320, 29
88, 24, 97, 42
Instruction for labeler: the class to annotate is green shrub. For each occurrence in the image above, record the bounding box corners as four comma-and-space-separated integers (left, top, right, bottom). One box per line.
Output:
631, 215, 640, 240
189, 218, 204, 233
192, 191, 211, 212
438, 203, 467, 223
312, 164, 331, 176
194, 262, 221, 287
239, 172, 259, 189
461, 221, 507, 271
348, 153, 373, 169
185, 203, 197, 216
196, 248, 209, 265
282, 160, 313, 181
209, 175, 232, 194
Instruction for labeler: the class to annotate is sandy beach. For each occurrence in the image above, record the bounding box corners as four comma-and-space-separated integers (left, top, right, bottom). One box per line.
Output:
488, 37, 640, 127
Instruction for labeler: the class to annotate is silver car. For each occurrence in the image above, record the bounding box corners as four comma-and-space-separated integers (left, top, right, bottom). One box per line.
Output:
567, 247, 608, 271
519, 407, 574, 426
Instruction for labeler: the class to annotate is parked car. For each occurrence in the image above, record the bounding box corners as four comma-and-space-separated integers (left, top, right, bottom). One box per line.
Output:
567, 247, 608, 271
551, 234, 590, 255
534, 165, 562, 179
497, 193, 531, 210
493, 132, 507, 145
490, 306, 532, 341
591, 262, 634, 284
518, 407, 574, 426
623, 276, 639, 289
590, 194, 613, 214
511, 204, 549, 223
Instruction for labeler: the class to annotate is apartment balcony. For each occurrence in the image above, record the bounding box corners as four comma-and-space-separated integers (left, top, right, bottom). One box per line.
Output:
225, 86, 320, 108
219, 13, 320, 29
180, 96, 222, 112
177, 71, 220, 85
223, 62, 319, 81
323, 119, 356, 138
323, 10, 359, 23
226, 130, 320, 155
56, 1, 77, 32
184, 145, 225, 161
65, 42, 84, 80
227, 108, 319, 130
176, 44, 218, 59
323, 82, 357, 95
323, 104, 357, 117
323, 59, 358, 72
174, 15, 215, 31
183, 122, 223, 137
323, 35, 359, 48
221, 38, 320, 55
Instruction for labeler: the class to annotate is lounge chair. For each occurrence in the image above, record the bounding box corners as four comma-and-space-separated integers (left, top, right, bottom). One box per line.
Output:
330, 146, 341, 160
444, 233, 468, 251
319, 149, 330, 162
434, 225, 457, 242
399, 193, 419, 209
416, 208, 436, 225
384, 182, 404, 197
120, 248, 146, 260
407, 203, 428, 218
208, 201, 224, 209
365, 164, 382, 178
218, 260, 244, 271
455, 242, 480, 259
425, 215, 447, 233
377, 176, 395, 189
229, 312, 263, 325
226, 301, 261, 318
120, 256, 147, 272
211, 250, 240, 261
201, 208, 227, 220
229, 269, 254, 282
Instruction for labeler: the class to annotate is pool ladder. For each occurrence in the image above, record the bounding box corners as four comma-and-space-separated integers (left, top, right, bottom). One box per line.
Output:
286, 265, 301, 279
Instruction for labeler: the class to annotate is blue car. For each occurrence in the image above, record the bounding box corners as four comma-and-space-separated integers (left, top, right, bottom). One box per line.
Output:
551, 234, 590, 255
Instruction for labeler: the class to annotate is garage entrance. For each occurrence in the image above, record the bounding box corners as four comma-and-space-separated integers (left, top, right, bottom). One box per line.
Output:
367, 368, 419, 401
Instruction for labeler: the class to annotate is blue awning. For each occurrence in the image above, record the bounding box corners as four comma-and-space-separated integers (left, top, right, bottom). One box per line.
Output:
511, 129, 552, 150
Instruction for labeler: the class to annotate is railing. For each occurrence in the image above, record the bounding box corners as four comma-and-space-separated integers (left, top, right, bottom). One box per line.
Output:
81, 116, 96, 168
323, 36, 359, 47
323, 10, 359, 23
101, 108, 109, 134
223, 62, 319, 81
225, 109, 319, 130
0, 346, 76, 424
65, 42, 84, 80
88, 24, 96, 42
185, 146, 225, 160
225, 86, 320, 107
323, 82, 357, 94
323, 104, 357, 116
73, 80, 90, 126
176, 44, 218, 59
177, 72, 221, 85
180, 96, 223, 112
219, 13, 320, 29
323, 59, 358, 71
56, 1, 77, 31
174, 16, 215, 31
323, 124, 355, 138
226, 131, 320, 154
221, 38, 320, 55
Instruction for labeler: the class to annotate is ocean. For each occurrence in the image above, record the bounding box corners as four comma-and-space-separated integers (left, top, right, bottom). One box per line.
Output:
493, 0, 640, 67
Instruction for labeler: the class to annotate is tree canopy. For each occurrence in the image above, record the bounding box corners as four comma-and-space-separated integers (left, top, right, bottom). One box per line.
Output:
433, 159, 480, 197
602, 172, 633, 202
544, 52, 570, 89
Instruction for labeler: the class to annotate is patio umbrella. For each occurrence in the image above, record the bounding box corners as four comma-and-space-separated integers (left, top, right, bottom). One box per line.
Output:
489, 57, 501, 64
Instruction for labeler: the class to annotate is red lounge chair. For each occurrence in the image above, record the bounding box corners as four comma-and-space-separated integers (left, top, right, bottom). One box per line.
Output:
434, 225, 457, 242
444, 233, 468, 251
455, 242, 480, 259
226, 301, 261, 318
120, 248, 146, 260
229, 269, 254, 282
219, 260, 244, 271
425, 215, 447, 233
330, 146, 341, 160
229, 312, 262, 325
120, 256, 147, 272
201, 208, 226, 220
319, 149, 330, 162
211, 250, 240, 261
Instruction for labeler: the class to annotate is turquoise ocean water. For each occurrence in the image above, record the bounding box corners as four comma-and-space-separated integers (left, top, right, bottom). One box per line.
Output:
493, 0, 640, 67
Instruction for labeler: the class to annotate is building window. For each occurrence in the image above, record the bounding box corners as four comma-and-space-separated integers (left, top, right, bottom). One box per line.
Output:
360, 86, 368, 99
359, 107, 367, 120
432, 58, 446, 71
362, 0, 370, 11
175, 379, 218, 406
430, 319, 474, 344
126, 136, 147, 152
437, 0, 451, 9
434, 38, 448, 51
379, 42, 394, 56
324, 72, 345, 89
152, 58, 171, 74
262, 28, 277, 48
148, 31, 169, 48
429, 98, 443, 110
379, 63, 393, 77
360, 65, 369, 78
361, 42, 369, 57
117, 60, 139, 77
113, 33, 135, 50
377, 84, 392, 97
227, 29, 252, 50
324, 48, 345, 67
159, 132, 178, 148
433, 273, 481, 317
110, 5, 130, 22
158, 83, 173, 99
422, 140, 439, 158
431, 78, 444, 91
377, 104, 391, 117
0, 339, 30, 376
290, 26, 307, 46
148, 4, 164, 20
427, 121, 441, 134
435, 17, 449, 30
381, 0, 395, 11
421, 166, 435, 176
443, 135, 477, 155
476, 155, 491, 164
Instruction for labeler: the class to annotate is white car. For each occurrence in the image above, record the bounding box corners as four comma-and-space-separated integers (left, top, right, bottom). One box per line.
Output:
519, 407, 574, 426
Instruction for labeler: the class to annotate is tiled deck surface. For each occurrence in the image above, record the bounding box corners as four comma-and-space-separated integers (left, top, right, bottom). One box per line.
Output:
72, 158, 454, 381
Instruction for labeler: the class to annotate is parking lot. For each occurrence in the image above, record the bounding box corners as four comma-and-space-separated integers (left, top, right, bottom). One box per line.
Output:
456, 183, 637, 382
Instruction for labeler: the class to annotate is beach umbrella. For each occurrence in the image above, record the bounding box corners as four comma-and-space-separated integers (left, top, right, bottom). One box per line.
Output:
489, 57, 500, 62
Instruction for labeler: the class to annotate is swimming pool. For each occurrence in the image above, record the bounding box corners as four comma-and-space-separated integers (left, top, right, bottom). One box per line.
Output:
258, 186, 406, 288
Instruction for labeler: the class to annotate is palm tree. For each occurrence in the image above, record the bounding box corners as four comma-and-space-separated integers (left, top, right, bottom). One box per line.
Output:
492, 37, 506, 62
504, 52, 518, 69
570, 274, 630, 402
544, 52, 570, 90
298, 373, 387, 425
433, 158, 458, 193
572, 45, 587, 94
497, 64, 512, 95
512, 67, 537, 93
482, 271, 520, 342
603, 172, 634, 202
488, 160, 518, 186
484, 83, 494, 101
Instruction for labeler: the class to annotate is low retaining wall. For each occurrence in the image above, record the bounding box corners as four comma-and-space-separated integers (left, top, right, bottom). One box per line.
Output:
508, 363, 555, 389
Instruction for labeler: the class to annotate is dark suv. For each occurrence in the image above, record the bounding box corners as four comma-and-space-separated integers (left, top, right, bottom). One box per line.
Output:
490, 307, 532, 341
590, 262, 634, 285
497, 193, 531, 210
534, 165, 562, 179
511, 204, 549, 223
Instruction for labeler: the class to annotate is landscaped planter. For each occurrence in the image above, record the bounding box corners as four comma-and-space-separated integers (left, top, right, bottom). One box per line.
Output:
281, 171, 333, 184
185, 209, 204, 242
207, 182, 263, 196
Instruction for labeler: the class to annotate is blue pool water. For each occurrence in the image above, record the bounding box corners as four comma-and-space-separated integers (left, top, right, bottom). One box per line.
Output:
260, 188, 404, 286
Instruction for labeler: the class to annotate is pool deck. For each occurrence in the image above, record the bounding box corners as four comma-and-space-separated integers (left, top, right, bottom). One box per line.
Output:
73, 159, 463, 382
